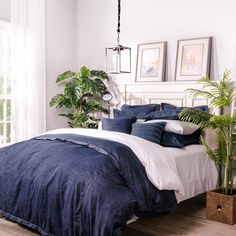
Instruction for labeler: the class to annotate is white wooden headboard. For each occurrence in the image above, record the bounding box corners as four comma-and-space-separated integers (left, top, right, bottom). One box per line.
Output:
117, 81, 211, 109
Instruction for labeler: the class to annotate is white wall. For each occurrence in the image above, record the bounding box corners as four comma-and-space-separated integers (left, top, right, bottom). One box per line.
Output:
76, 0, 236, 83
0, 0, 78, 130
0, 0, 10, 21
4, 0, 236, 129
46, 0, 77, 130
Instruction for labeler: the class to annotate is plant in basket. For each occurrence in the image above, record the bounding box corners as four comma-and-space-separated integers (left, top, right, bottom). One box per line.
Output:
179, 70, 236, 224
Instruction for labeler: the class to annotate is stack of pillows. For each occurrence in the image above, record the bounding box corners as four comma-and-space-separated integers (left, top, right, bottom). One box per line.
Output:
101, 103, 208, 148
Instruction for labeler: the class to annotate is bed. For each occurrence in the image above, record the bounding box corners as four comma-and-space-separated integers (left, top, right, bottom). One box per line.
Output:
0, 82, 219, 235
46, 128, 218, 204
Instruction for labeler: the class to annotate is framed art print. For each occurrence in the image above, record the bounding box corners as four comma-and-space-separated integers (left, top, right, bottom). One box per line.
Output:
175, 37, 212, 81
136, 42, 167, 82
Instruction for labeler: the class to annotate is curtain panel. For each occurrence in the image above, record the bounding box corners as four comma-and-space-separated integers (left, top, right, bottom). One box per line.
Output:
11, 0, 46, 142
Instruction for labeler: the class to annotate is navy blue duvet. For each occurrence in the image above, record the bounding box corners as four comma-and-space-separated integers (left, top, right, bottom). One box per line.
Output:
0, 134, 177, 236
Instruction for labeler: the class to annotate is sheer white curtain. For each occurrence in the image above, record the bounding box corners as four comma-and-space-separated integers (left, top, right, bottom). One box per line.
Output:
11, 0, 46, 142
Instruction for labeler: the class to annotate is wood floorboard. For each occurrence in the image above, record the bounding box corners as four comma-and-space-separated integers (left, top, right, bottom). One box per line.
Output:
0, 194, 235, 235
124, 194, 236, 236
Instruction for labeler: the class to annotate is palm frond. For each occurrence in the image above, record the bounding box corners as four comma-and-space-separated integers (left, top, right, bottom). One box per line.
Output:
187, 70, 234, 108
179, 108, 213, 129
200, 136, 222, 168
186, 88, 216, 101
200, 75, 221, 91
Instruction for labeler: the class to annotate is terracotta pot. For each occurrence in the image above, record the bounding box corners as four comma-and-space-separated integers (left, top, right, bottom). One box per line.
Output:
206, 188, 236, 225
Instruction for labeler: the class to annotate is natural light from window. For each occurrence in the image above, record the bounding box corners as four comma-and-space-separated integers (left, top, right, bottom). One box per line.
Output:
0, 20, 12, 145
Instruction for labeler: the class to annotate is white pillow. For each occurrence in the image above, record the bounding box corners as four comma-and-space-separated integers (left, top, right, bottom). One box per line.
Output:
145, 119, 199, 135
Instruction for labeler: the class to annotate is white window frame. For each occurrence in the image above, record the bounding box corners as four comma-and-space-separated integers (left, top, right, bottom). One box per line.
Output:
0, 20, 14, 146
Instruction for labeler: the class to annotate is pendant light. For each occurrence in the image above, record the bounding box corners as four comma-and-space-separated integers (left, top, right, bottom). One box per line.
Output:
105, 0, 131, 74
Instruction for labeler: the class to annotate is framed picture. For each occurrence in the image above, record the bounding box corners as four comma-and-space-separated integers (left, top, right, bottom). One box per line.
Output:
175, 37, 212, 81
136, 42, 167, 82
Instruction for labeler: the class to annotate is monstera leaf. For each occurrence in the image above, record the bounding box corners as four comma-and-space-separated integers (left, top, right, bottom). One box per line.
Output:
50, 66, 109, 128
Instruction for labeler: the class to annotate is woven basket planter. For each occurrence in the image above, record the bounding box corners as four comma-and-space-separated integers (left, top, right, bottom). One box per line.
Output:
207, 188, 236, 225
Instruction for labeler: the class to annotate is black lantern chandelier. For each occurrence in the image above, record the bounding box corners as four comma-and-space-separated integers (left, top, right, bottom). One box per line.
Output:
105, 0, 131, 74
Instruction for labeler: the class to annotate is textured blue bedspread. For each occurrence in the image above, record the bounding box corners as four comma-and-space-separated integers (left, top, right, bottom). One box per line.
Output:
0, 134, 177, 236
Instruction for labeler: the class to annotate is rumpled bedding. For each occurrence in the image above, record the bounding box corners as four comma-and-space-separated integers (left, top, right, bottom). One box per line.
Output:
0, 134, 177, 236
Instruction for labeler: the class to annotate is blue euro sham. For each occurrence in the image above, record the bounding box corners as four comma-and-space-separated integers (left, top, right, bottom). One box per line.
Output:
113, 109, 131, 119
161, 103, 209, 112
113, 104, 160, 119
0, 134, 177, 236
144, 104, 208, 121
121, 104, 160, 114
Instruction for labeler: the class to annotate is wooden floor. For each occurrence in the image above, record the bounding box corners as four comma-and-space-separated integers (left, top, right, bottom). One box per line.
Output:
0, 194, 235, 235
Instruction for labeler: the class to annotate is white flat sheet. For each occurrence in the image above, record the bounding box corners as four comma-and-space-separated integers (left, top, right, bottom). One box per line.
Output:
44, 128, 218, 203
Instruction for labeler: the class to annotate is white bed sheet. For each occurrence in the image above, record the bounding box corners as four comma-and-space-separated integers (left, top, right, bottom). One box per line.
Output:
44, 128, 218, 203
164, 145, 218, 202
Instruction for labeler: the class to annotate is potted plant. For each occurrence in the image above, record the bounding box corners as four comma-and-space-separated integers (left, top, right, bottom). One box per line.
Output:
179, 70, 236, 225
50, 66, 109, 128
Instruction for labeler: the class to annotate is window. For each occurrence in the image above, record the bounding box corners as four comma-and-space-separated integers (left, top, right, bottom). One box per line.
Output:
0, 20, 13, 145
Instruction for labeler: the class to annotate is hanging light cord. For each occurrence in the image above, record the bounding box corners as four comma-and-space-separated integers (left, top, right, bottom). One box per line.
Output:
117, 0, 121, 46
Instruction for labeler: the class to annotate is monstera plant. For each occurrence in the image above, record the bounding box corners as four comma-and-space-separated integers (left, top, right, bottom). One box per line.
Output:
50, 66, 109, 128
179, 70, 236, 195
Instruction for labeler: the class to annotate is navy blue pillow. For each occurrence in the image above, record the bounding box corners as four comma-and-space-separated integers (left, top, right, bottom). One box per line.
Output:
113, 109, 133, 119
102, 117, 137, 134
131, 122, 166, 144
121, 104, 160, 114
144, 109, 180, 121
161, 103, 208, 112
161, 129, 201, 148
161, 103, 177, 110
113, 104, 160, 120
145, 104, 209, 121
113, 109, 150, 119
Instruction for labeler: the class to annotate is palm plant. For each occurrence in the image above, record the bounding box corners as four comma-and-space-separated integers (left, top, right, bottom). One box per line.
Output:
179, 70, 236, 195
50, 66, 109, 128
